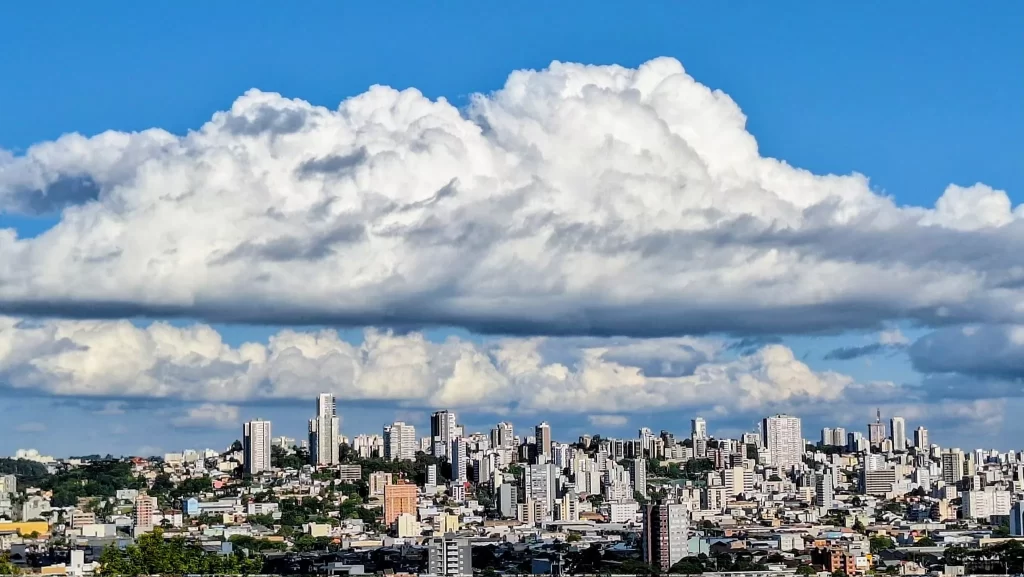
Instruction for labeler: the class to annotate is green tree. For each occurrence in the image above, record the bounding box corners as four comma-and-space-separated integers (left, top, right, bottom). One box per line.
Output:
870, 535, 896, 553
914, 536, 936, 547
669, 557, 705, 574
0, 552, 20, 575
795, 564, 816, 576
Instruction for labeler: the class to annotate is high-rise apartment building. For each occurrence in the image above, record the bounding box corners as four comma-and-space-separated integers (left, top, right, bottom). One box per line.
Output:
914, 426, 929, 449
890, 416, 906, 450
821, 427, 833, 447
428, 534, 473, 577
383, 481, 418, 526
962, 488, 1011, 520
762, 414, 802, 471
631, 458, 648, 498
815, 472, 834, 509
451, 438, 468, 482
133, 494, 158, 531
243, 419, 272, 474
860, 468, 897, 496
642, 502, 690, 572
491, 422, 514, 450
1011, 502, 1024, 536
525, 463, 559, 519
868, 409, 886, 447
430, 410, 457, 458
383, 421, 417, 461
832, 427, 846, 447
941, 448, 965, 485
309, 393, 340, 466
535, 422, 552, 463
691, 418, 708, 440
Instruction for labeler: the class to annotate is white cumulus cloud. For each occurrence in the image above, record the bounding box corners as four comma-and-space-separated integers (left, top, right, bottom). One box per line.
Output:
171, 403, 240, 430
588, 414, 628, 428
0, 58, 1019, 336
0, 316, 860, 417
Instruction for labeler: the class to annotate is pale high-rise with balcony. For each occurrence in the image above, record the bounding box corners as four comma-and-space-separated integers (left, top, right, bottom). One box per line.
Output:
309, 393, 340, 466
890, 416, 906, 450
383, 421, 417, 461
914, 426, 929, 449
691, 418, 708, 440
762, 414, 802, 471
243, 419, 272, 474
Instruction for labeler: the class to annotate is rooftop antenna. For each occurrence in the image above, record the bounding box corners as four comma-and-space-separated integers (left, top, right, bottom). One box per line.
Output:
876, 408, 881, 423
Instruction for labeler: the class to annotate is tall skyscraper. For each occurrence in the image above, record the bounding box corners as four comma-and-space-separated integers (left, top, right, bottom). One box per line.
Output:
941, 448, 965, 485
890, 416, 906, 450
642, 502, 690, 572
867, 408, 886, 446
820, 427, 833, 447
762, 414, 802, 471
535, 422, 552, 463
631, 458, 648, 498
914, 426, 929, 449
815, 472, 834, 509
243, 419, 272, 474
309, 393, 340, 466
832, 428, 846, 447
383, 421, 417, 462
1011, 502, 1024, 537
491, 422, 514, 450
451, 438, 468, 482
691, 418, 708, 440
430, 410, 457, 458
525, 463, 558, 520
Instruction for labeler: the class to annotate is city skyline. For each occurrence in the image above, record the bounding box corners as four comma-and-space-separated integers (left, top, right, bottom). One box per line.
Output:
0, 3, 1021, 455
1, 398, 975, 461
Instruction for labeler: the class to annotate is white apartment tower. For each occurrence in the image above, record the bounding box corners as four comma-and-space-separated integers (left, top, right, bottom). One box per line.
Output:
815, 471, 834, 509
309, 393, 340, 466
691, 418, 708, 440
914, 426, 929, 449
832, 427, 847, 447
243, 419, 272, 474
890, 416, 906, 450
762, 414, 802, 471
491, 422, 515, 450
383, 421, 417, 461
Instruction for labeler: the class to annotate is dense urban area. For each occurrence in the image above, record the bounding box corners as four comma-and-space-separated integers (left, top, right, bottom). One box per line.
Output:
1, 394, 1023, 577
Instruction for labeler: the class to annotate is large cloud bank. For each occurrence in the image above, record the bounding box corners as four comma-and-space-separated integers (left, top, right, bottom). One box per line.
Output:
0, 316, 851, 415
0, 58, 1020, 336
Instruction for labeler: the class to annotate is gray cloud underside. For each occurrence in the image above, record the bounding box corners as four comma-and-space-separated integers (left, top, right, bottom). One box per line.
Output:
0, 58, 1020, 337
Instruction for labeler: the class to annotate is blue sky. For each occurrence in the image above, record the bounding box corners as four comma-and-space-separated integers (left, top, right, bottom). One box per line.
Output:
0, 2, 1021, 456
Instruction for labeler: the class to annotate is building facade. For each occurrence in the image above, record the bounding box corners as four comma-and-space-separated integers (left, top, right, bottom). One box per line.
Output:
762, 414, 802, 471
428, 534, 473, 576
309, 393, 340, 466
642, 503, 690, 572
243, 419, 272, 474
383, 421, 417, 461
